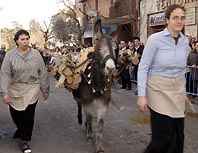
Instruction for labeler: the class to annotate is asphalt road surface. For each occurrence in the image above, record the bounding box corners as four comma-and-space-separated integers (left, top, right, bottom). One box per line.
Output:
0, 76, 198, 153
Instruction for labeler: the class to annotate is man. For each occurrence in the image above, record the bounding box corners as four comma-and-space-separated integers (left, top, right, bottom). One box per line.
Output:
134, 37, 144, 57
133, 37, 144, 82
187, 41, 198, 96
133, 37, 144, 94
118, 40, 132, 90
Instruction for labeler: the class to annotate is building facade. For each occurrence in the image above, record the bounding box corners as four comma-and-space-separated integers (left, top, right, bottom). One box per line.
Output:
75, 0, 139, 44
140, 0, 198, 44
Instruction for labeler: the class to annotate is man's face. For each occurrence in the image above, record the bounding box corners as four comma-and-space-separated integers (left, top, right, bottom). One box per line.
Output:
134, 39, 140, 47
166, 8, 185, 34
120, 41, 127, 48
16, 34, 30, 51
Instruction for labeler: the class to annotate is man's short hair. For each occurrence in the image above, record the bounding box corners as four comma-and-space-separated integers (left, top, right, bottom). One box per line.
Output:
120, 40, 126, 44
133, 37, 140, 41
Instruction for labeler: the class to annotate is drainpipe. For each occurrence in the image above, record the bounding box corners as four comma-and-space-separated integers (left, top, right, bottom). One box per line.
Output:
136, 0, 140, 36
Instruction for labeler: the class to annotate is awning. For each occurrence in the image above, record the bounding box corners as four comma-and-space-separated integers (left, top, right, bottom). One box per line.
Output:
83, 16, 134, 38
84, 30, 92, 38
101, 16, 134, 26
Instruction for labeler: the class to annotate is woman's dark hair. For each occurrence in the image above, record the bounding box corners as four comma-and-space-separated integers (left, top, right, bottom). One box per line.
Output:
14, 29, 30, 46
165, 4, 185, 19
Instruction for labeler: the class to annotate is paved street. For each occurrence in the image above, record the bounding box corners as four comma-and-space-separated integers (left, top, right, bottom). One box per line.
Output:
0, 76, 198, 153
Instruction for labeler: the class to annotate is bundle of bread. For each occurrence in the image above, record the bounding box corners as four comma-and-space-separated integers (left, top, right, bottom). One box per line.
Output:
48, 47, 94, 90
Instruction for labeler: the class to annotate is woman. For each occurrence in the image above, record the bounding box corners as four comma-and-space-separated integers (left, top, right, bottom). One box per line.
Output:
137, 4, 189, 153
0, 29, 50, 153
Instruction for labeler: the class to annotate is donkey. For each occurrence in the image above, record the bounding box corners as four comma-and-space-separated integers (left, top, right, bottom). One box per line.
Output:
48, 18, 139, 152
72, 19, 117, 153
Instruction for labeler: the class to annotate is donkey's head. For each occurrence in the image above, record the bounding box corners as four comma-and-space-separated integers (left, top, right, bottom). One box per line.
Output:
90, 19, 117, 76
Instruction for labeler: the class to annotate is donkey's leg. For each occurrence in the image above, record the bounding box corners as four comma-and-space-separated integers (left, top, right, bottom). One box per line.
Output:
77, 102, 82, 125
72, 90, 82, 125
96, 100, 109, 153
83, 103, 94, 142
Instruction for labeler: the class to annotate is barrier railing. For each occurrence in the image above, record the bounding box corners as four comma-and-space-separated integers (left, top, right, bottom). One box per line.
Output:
130, 66, 137, 83
130, 66, 198, 97
186, 66, 198, 96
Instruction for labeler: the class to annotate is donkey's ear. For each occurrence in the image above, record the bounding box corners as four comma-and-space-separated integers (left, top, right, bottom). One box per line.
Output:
94, 19, 103, 40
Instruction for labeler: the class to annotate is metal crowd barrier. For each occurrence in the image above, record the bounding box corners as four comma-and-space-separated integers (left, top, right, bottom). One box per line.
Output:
186, 66, 198, 96
130, 66, 198, 97
130, 66, 137, 83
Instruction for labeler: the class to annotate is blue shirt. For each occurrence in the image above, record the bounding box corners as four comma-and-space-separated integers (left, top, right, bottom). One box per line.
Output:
138, 28, 189, 96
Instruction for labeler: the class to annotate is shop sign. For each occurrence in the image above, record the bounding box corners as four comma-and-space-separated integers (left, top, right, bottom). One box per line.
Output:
156, 0, 171, 11
156, 0, 198, 9
148, 12, 166, 26
185, 7, 196, 25
175, 0, 198, 5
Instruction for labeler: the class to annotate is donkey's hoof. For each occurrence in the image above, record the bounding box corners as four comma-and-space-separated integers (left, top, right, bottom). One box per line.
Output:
87, 137, 92, 143
96, 150, 104, 153
86, 134, 93, 143
97, 151, 104, 153
96, 144, 104, 153
78, 118, 82, 125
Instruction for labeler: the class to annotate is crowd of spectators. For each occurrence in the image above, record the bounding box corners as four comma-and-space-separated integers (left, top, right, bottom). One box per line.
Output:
186, 35, 198, 97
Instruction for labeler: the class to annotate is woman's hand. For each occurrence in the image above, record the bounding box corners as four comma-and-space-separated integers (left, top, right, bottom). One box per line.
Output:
185, 96, 195, 112
2, 95, 11, 105
137, 96, 147, 112
185, 96, 190, 105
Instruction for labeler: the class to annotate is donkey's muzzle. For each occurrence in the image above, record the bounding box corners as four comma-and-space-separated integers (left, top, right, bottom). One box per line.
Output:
105, 58, 116, 75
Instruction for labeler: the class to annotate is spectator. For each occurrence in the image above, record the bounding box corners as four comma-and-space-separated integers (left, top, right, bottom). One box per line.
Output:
127, 40, 136, 82
0, 44, 6, 68
134, 37, 144, 56
119, 40, 132, 90
133, 37, 144, 94
133, 37, 144, 81
187, 40, 198, 96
